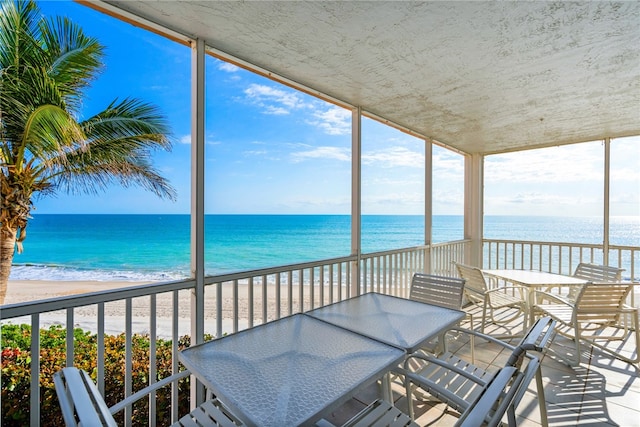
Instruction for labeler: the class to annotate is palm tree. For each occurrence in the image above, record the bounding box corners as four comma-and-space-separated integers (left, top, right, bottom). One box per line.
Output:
0, 0, 176, 304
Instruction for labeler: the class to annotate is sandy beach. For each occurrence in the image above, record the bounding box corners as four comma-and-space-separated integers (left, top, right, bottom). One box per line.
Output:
1, 279, 320, 338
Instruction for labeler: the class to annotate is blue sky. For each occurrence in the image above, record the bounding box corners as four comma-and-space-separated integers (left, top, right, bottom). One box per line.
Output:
33, 1, 640, 217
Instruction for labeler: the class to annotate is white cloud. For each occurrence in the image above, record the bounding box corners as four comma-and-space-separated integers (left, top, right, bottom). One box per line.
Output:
362, 147, 424, 168
290, 146, 350, 162
243, 149, 268, 156
264, 106, 290, 115
178, 134, 221, 145
485, 144, 603, 184
219, 62, 240, 72
244, 84, 306, 114
307, 106, 351, 135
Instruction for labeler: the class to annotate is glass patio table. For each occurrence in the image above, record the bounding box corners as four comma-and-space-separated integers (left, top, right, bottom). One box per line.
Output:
306, 292, 466, 353
306, 292, 466, 401
482, 269, 589, 323
179, 313, 405, 427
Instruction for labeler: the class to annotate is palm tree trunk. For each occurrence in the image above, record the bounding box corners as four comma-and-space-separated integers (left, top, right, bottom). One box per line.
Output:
0, 228, 17, 305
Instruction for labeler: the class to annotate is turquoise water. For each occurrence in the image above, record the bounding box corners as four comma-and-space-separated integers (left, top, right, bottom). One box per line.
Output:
9, 215, 639, 281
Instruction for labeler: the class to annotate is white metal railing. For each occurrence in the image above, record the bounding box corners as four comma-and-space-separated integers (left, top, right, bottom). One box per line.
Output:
1, 238, 637, 425
483, 239, 639, 282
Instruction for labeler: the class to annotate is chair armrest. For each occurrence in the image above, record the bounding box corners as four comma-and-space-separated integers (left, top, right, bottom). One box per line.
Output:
109, 370, 191, 415
442, 327, 518, 352
402, 354, 492, 385
484, 285, 526, 297
533, 290, 574, 306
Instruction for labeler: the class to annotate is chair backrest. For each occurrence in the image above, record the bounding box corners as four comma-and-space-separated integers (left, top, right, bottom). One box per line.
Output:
410, 273, 465, 310
454, 365, 525, 427
454, 262, 489, 295
53, 367, 118, 427
573, 263, 624, 282
574, 282, 633, 324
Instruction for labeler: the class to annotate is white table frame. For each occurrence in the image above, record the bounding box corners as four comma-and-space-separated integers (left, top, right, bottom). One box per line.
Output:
482, 269, 589, 324
179, 313, 405, 427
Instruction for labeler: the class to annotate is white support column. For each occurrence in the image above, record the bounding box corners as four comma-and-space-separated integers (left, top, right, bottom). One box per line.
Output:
464, 153, 484, 267
350, 107, 362, 296
190, 38, 206, 405
424, 139, 433, 273
603, 137, 611, 265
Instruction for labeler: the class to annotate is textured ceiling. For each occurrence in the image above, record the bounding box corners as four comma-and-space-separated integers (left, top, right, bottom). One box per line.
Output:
95, 1, 639, 155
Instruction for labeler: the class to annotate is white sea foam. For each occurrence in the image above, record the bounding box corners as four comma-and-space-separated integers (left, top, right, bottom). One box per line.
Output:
9, 264, 188, 282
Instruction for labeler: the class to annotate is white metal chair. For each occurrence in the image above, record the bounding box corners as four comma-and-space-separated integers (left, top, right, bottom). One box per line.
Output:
53, 367, 244, 426
409, 273, 474, 357
400, 316, 556, 427
564, 262, 625, 301
454, 262, 527, 333
534, 282, 640, 366
341, 365, 522, 427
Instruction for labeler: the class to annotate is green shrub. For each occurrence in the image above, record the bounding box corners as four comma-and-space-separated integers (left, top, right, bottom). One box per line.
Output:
1, 324, 212, 426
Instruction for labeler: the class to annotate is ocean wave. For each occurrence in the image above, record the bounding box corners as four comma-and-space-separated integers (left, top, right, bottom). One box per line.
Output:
8, 264, 188, 282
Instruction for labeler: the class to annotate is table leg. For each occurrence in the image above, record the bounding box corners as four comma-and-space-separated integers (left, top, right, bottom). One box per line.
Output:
528, 288, 536, 326
381, 373, 392, 402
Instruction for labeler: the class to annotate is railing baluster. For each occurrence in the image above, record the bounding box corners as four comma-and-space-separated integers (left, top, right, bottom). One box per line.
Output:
66, 308, 74, 367
171, 290, 179, 423
276, 273, 282, 319
309, 267, 316, 310
98, 303, 105, 395
248, 277, 254, 328
262, 274, 268, 322
125, 298, 133, 427
298, 269, 304, 312
30, 313, 40, 427
319, 267, 325, 308
233, 279, 239, 332
150, 294, 157, 427
288, 270, 293, 315
217, 279, 223, 338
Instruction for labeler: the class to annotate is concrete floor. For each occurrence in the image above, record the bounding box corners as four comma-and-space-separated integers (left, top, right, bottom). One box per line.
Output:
323, 304, 640, 427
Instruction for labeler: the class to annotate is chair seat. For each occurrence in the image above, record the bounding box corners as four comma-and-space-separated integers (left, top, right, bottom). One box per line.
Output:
174, 398, 244, 426
409, 351, 494, 412
488, 289, 525, 308
343, 399, 418, 427
534, 304, 575, 323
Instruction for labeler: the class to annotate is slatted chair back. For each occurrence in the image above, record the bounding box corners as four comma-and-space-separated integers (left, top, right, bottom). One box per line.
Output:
573, 263, 624, 282
574, 282, 633, 326
54, 367, 244, 427
454, 263, 489, 299
53, 367, 118, 427
410, 273, 465, 310
568, 263, 625, 301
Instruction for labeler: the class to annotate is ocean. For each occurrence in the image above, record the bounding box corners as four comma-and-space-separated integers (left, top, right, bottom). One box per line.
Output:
9, 214, 639, 282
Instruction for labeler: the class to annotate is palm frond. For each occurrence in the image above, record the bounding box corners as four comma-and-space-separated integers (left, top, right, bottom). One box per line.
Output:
84, 98, 171, 142
21, 104, 85, 165
40, 15, 103, 111
0, 0, 42, 70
